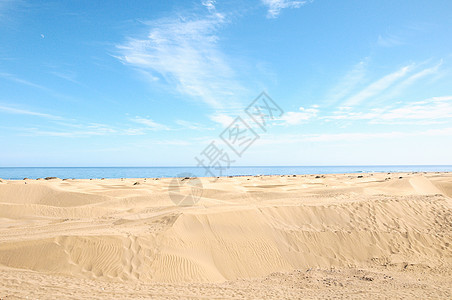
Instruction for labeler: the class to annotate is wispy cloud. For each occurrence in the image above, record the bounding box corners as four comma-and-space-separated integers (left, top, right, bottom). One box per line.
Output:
279, 106, 318, 125
327, 95, 452, 125
209, 113, 235, 127
202, 0, 216, 12
260, 127, 452, 144
175, 119, 214, 130
154, 139, 192, 146
17, 122, 153, 138
0, 72, 52, 92
275, 92, 451, 128
0, 104, 181, 137
327, 59, 443, 108
49, 70, 80, 85
378, 61, 443, 101
342, 64, 413, 107
116, 10, 244, 109
303, 127, 452, 142
0, 104, 62, 120
131, 116, 171, 131
262, 0, 311, 18
377, 33, 404, 47
325, 59, 368, 105
23, 123, 117, 137
0, 72, 77, 101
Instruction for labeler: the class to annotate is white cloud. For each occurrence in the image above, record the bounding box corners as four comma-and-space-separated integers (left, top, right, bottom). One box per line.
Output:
377, 97, 452, 122
175, 119, 214, 130
377, 33, 404, 47
15, 121, 157, 138
304, 127, 452, 142
0, 72, 76, 101
116, 12, 244, 109
262, 0, 310, 18
280, 106, 318, 125
378, 61, 442, 101
49, 70, 80, 84
0, 72, 52, 92
325, 59, 368, 104
154, 139, 191, 146
259, 127, 452, 144
428, 96, 452, 102
328, 60, 442, 108
202, 0, 216, 12
20, 123, 118, 137
343, 64, 413, 107
209, 113, 234, 127
0, 104, 62, 120
131, 116, 170, 131
327, 95, 452, 124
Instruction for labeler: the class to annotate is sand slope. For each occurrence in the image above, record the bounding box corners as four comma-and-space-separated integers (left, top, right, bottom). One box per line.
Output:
0, 172, 451, 298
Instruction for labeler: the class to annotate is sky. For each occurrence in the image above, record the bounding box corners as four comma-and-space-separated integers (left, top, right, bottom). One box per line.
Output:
0, 0, 451, 167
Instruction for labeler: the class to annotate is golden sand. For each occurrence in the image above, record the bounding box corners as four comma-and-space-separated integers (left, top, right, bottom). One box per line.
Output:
0, 172, 451, 299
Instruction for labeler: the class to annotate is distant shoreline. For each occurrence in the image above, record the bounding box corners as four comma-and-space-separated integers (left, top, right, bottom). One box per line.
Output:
1, 170, 451, 181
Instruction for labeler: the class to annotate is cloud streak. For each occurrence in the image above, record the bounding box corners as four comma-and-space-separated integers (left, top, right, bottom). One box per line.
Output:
280, 106, 318, 125
131, 116, 171, 131
0, 72, 79, 102
325, 59, 368, 105
0, 104, 62, 120
377, 33, 404, 47
116, 11, 244, 109
175, 119, 214, 130
327, 59, 443, 109
327, 95, 452, 125
202, 0, 216, 12
262, 0, 311, 18
0, 72, 53, 92
16, 122, 153, 138
343, 64, 413, 107
260, 127, 452, 144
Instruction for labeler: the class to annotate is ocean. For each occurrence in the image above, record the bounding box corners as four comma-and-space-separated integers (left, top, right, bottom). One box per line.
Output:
0, 166, 451, 180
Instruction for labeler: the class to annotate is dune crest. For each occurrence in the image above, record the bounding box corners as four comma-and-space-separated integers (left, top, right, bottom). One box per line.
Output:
0, 173, 451, 297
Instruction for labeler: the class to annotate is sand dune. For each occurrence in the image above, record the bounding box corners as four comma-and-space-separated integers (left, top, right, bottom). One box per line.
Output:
0, 172, 451, 298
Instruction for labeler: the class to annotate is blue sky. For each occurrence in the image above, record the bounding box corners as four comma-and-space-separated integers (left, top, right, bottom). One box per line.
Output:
0, 0, 451, 167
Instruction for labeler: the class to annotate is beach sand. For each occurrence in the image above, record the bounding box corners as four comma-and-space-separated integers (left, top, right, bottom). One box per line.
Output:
0, 172, 451, 299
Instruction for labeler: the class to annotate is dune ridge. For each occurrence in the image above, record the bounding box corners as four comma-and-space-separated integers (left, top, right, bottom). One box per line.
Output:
0, 172, 451, 298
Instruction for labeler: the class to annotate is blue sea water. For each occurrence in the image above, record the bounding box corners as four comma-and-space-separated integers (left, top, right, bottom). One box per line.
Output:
0, 166, 451, 180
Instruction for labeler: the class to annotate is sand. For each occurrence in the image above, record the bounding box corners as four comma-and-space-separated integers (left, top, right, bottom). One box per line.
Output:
0, 172, 451, 299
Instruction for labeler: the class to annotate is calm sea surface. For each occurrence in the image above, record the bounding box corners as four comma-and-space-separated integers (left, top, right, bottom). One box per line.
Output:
0, 166, 451, 180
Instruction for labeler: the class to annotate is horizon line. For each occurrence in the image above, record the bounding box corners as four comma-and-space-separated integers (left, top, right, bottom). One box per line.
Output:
1, 165, 452, 168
